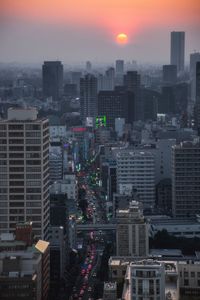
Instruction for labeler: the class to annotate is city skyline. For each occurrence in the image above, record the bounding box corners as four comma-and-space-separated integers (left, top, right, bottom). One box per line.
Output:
0, 0, 200, 64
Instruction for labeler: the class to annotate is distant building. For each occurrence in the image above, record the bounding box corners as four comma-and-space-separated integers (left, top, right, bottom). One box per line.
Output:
172, 141, 200, 218
80, 74, 98, 123
116, 201, 149, 257
170, 31, 185, 74
124, 71, 143, 121
0, 108, 49, 239
163, 64, 177, 85
42, 61, 63, 101
115, 60, 124, 85
190, 52, 200, 102
98, 90, 135, 128
86, 61, 92, 73
156, 178, 172, 214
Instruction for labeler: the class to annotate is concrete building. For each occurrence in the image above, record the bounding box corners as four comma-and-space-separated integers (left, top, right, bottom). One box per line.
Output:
116, 150, 155, 208
170, 31, 185, 74
80, 74, 98, 123
109, 257, 179, 300
98, 90, 135, 128
0, 108, 49, 239
190, 52, 200, 102
50, 175, 78, 201
172, 141, 200, 218
103, 282, 117, 300
42, 61, 63, 101
122, 260, 166, 300
178, 260, 200, 297
0, 230, 49, 300
116, 201, 149, 257
163, 64, 177, 85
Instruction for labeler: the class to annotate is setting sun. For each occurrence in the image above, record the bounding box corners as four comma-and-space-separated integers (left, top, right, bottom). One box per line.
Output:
116, 33, 128, 45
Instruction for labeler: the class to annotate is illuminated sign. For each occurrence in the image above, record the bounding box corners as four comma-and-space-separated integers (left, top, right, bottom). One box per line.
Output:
72, 127, 86, 132
95, 116, 106, 128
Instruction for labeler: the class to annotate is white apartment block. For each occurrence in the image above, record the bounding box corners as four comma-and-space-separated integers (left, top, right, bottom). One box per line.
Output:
117, 150, 155, 208
122, 260, 166, 300
0, 108, 49, 239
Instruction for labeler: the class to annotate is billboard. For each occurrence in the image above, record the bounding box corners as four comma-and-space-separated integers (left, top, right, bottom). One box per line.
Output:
95, 116, 106, 128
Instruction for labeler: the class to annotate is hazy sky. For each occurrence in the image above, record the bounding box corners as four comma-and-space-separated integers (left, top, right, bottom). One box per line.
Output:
0, 0, 200, 64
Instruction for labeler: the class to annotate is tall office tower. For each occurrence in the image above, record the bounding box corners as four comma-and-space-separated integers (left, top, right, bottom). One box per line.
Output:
116, 201, 149, 256
190, 52, 200, 102
170, 31, 185, 74
80, 74, 98, 123
116, 59, 124, 75
117, 150, 155, 208
86, 61, 92, 73
115, 59, 124, 85
122, 260, 165, 300
0, 108, 49, 239
124, 71, 143, 121
42, 61, 63, 101
98, 90, 135, 128
70, 71, 82, 93
105, 67, 115, 90
194, 62, 200, 135
196, 61, 200, 103
172, 141, 200, 218
162, 64, 177, 85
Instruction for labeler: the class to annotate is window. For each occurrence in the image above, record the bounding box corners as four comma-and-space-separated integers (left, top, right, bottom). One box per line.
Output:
191, 272, 195, 278
184, 279, 189, 286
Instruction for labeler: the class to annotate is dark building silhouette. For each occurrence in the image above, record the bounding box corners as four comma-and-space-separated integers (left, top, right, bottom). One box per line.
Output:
162, 65, 177, 85
98, 90, 135, 128
156, 179, 172, 214
141, 88, 159, 121
194, 61, 200, 135
42, 61, 63, 101
64, 83, 77, 97
170, 31, 185, 74
124, 71, 143, 121
80, 74, 98, 123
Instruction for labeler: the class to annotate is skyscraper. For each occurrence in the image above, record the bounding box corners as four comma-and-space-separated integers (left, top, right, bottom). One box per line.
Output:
0, 108, 49, 239
98, 90, 135, 128
196, 61, 200, 103
42, 61, 63, 101
172, 141, 200, 218
116, 201, 149, 257
190, 52, 200, 102
80, 74, 98, 123
162, 64, 177, 85
124, 71, 143, 121
115, 59, 124, 75
170, 31, 185, 74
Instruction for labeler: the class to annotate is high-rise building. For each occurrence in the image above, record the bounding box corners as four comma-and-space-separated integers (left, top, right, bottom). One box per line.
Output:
162, 64, 177, 85
80, 74, 98, 123
194, 62, 200, 135
98, 90, 135, 128
86, 61, 92, 73
116, 59, 124, 75
196, 61, 200, 103
190, 52, 200, 102
42, 61, 63, 101
172, 141, 200, 218
122, 260, 165, 300
116, 201, 149, 257
0, 108, 49, 239
117, 150, 155, 208
170, 31, 185, 74
124, 71, 143, 121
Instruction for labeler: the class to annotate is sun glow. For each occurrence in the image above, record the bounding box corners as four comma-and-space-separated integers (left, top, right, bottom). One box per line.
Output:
116, 33, 128, 45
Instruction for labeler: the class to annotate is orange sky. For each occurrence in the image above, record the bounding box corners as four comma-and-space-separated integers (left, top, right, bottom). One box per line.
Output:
0, 0, 200, 63
2, 0, 200, 37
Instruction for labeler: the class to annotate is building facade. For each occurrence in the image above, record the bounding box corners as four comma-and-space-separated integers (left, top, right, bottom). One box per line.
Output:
116, 201, 149, 257
170, 31, 185, 74
0, 108, 49, 239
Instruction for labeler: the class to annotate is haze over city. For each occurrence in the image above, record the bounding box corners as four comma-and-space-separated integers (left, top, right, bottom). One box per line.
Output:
0, 0, 200, 64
